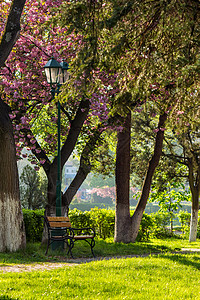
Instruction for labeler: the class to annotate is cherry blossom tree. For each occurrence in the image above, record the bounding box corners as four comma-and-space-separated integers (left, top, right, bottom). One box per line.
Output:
1, 0, 120, 217
0, 0, 26, 252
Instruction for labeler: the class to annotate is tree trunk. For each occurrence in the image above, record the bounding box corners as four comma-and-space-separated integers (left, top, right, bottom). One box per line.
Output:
189, 203, 198, 242
0, 99, 26, 251
114, 112, 132, 242
130, 113, 167, 242
114, 112, 167, 243
188, 162, 200, 242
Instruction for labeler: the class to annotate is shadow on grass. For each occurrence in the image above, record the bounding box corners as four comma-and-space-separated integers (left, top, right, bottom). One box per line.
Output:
0, 238, 175, 265
0, 297, 17, 300
160, 253, 200, 270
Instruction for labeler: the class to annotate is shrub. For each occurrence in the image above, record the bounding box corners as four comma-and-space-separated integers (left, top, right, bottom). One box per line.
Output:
23, 207, 196, 243
22, 209, 44, 242
177, 210, 191, 238
69, 208, 115, 239
68, 209, 91, 228
89, 208, 115, 239
151, 211, 172, 238
136, 213, 154, 242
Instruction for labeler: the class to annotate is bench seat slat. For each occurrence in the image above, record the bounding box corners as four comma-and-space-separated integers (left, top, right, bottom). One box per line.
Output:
47, 217, 70, 222
74, 235, 94, 240
49, 221, 71, 227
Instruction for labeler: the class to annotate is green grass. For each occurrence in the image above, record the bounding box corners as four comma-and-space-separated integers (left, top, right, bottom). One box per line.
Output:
0, 237, 199, 264
0, 238, 200, 299
0, 253, 200, 299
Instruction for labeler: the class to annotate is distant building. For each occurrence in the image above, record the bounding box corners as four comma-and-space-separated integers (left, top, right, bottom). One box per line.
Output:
64, 162, 77, 188
63, 161, 90, 201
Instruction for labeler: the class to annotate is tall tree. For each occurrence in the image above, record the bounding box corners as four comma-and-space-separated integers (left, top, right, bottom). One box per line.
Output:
0, 0, 26, 251
162, 128, 200, 242
114, 111, 167, 242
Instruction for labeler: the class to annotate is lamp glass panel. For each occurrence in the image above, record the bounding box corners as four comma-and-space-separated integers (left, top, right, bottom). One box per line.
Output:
58, 69, 69, 84
50, 67, 60, 84
44, 68, 51, 84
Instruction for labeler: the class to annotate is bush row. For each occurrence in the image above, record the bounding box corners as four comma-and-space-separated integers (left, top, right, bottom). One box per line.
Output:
22, 208, 200, 243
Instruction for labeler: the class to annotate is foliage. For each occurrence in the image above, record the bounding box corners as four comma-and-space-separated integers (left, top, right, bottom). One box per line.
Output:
68, 209, 91, 229
151, 211, 172, 238
177, 210, 200, 239
136, 213, 154, 242
89, 174, 115, 188
20, 165, 47, 209
89, 186, 116, 204
69, 202, 112, 211
90, 208, 115, 239
22, 207, 182, 242
69, 208, 115, 239
22, 209, 45, 242
150, 180, 190, 232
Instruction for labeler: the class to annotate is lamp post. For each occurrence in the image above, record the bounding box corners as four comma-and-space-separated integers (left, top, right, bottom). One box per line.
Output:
44, 57, 69, 217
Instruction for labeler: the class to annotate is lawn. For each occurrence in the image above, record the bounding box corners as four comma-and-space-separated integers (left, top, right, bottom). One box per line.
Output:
0, 238, 200, 299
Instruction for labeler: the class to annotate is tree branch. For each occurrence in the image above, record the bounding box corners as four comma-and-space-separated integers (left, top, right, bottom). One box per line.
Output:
0, 0, 26, 67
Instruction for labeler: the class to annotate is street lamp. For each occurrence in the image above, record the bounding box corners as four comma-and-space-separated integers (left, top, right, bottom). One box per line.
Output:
44, 57, 69, 217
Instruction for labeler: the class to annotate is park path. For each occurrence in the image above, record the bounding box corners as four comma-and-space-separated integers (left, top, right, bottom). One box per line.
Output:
0, 255, 147, 273
1, 249, 200, 273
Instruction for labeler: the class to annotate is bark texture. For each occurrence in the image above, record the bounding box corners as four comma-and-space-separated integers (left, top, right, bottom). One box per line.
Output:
0, 0, 26, 251
114, 112, 132, 242
189, 208, 198, 242
188, 159, 200, 242
0, 99, 26, 251
0, 0, 26, 68
130, 113, 167, 241
115, 112, 167, 243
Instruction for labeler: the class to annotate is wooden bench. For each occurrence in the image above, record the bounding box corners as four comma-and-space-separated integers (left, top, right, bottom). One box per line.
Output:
44, 216, 96, 257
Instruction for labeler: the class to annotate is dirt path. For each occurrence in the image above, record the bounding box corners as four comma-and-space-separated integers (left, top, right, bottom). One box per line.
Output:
1, 249, 200, 273
0, 254, 154, 273
0, 262, 75, 273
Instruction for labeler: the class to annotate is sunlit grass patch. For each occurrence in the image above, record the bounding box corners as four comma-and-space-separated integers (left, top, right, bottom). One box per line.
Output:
0, 253, 200, 299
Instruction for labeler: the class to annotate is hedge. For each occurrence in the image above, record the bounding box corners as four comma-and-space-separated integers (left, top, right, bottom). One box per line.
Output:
22, 209, 44, 242
22, 208, 199, 243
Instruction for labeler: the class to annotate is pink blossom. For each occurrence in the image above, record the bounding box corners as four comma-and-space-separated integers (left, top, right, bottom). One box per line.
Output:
21, 116, 28, 124
40, 159, 46, 164
9, 114, 16, 119
30, 139, 36, 144
177, 111, 184, 115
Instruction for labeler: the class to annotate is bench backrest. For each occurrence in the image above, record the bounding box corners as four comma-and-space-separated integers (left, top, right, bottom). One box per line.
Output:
46, 216, 71, 228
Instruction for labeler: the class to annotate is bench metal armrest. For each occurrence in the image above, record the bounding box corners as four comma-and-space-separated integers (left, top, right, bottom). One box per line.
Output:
71, 227, 95, 237
49, 227, 74, 238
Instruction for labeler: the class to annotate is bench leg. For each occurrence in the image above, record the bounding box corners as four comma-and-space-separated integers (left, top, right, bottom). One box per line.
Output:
90, 239, 95, 258
66, 238, 74, 258
45, 240, 51, 255
85, 239, 95, 257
